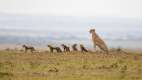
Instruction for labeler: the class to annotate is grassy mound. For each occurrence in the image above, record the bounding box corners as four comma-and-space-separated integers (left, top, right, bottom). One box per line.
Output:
0, 50, 142, 80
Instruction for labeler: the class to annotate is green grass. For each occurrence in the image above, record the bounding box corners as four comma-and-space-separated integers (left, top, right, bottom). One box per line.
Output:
0, 50, 142, 80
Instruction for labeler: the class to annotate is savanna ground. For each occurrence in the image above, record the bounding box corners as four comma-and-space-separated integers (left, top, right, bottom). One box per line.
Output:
0, 50, 142, 80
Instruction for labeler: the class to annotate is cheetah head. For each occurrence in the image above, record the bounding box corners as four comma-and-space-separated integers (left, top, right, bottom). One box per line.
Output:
89, 29, 95, 33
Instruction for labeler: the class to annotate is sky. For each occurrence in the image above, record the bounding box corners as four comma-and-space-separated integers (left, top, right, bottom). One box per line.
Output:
0, 0, 142, 18
0, 0, 141, 35
0, 0, 142, 36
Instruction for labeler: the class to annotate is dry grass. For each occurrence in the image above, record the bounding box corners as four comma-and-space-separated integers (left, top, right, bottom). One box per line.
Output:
0, 50, 142, 80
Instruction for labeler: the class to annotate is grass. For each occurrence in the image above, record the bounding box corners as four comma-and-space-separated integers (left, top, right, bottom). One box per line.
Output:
0, 50, 142, 80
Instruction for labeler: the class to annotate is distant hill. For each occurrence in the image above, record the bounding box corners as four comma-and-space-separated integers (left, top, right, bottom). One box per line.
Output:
0, 13, 142, 49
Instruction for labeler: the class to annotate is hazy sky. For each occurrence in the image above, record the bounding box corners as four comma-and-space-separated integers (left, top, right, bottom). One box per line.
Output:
0, 0, 142, 18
